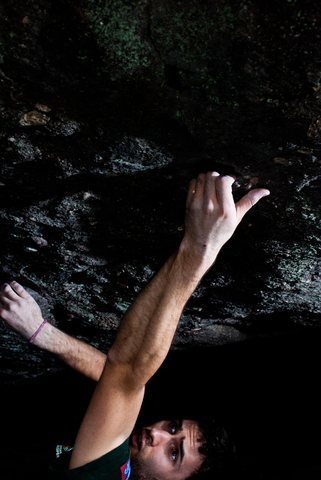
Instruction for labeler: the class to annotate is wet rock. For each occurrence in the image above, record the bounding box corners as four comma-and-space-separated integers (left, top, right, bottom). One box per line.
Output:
45, 118, 81, 137
0, 0, 321, 383
175, 324, 247, 347
7, 134, 42, 161
259, 241, 321, 316
110, 136, 173, 174
32, 236, 48, 247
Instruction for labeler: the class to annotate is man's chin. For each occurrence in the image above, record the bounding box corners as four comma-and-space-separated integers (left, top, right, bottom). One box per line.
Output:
130, 453, 158, 480
130, 455, 142, 479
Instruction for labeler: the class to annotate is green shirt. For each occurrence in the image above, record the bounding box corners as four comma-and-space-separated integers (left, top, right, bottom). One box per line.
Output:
49, 439, 131, 480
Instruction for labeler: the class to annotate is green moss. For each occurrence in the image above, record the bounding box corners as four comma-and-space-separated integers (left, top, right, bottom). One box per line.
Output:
85, 0, 239, 87
86, 0, 153, 80
152, 2, 237, 69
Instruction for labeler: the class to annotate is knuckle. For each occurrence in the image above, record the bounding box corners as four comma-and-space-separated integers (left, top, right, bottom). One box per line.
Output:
8, 302, 17, 313
221, 175, 234, 185
217, 206, 228, 218
205, 202, 215, 214
217, 175, 228, 184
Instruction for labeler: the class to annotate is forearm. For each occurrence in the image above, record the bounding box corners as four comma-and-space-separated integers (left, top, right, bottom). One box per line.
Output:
107, 254, 176, 364
41, 323, 106, 382
108, 243, 215, 384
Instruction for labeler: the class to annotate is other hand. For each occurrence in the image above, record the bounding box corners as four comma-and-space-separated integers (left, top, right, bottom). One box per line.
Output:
0, 281, 45, 342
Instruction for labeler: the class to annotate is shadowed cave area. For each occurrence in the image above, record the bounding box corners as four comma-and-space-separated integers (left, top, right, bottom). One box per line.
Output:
0, 0, 321, 478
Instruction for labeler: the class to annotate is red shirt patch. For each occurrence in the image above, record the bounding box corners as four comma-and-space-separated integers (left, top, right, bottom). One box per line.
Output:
120, 459, 131, 480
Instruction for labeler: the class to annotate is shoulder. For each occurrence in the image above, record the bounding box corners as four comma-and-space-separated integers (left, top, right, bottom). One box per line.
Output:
48, 438, 131, 480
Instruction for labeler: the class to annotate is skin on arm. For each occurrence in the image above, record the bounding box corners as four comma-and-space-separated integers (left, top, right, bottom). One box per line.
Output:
0, 254, 177, 383
68, 172, 270, 469
0, 256, 176, 382
0, 282, 106, 382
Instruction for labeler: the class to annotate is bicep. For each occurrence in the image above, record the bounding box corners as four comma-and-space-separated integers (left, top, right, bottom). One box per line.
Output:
69, 360, 145, 469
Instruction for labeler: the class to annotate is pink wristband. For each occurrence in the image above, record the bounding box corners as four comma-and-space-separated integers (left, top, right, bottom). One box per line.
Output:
29, 319, 48, 344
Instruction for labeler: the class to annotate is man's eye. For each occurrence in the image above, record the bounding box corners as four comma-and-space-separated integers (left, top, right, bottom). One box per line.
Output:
170, 447, 178, 462
168, 421, 178, 434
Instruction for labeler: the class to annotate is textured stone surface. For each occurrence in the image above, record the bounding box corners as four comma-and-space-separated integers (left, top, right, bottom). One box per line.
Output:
0, 0, 321, 383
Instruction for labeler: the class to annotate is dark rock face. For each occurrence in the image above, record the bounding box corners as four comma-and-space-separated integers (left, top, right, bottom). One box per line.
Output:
0, 0, 321, 383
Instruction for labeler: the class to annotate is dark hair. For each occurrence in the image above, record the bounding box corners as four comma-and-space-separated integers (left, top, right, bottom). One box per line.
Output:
189, 417, 237, 480
133, 414, 237, 480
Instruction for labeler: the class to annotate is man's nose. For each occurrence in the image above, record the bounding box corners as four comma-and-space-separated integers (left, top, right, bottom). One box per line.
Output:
150, 428, 174, 446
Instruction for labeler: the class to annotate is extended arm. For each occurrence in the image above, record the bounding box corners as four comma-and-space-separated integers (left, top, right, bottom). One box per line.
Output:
99, 172, 270, 383
0, 260, 176, 383
0, 255, 178, 383
0, 172, 269, 469
0, 285, 107, 382
69, 172, 269, 468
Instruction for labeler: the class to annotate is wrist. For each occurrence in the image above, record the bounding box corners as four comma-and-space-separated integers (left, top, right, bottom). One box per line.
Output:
32, 321, 64, 354
177, 238, 221, 276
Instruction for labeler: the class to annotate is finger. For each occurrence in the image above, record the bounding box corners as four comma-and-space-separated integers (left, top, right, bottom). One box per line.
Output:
186, 179, 197, 207
1, 283, 20, 301
0, 307, 9, 321
10, 281, 31, 300
204, 171, 220, 206
215, 175, 236, 212
0, 294, 11, 307
193, 173, 206, 205
236, 188, 270, 222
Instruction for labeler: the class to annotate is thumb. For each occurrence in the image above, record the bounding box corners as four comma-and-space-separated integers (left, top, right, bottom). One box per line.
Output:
236, 188, 270, 223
